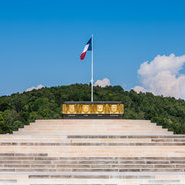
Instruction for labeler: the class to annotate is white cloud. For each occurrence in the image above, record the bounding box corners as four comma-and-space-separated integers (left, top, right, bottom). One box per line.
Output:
94, 78, 111, 87
25, 84, 45, 92
133, 86, 147, 93
133, 54, 185, 99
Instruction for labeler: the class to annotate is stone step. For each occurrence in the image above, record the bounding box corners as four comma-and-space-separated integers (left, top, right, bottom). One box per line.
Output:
0, 164, 185, 169
0, 173, 185, 185
15, 119, 170, 136
23, 123, 160, 127
0, 155, 185, 160
35, 119, 152, 122
27, 121, 156, 124
31, 124, 156, 127
1, 135, 185, 140
26, 122, 158, 125
12, 133, 174, 137
18, 128, 167, 132
1, 160, 184, 165
16, 125, 166, 129
0, 142, 184, 146
16, 128, 168, 132
25, 121, 156, 123
1, 146, 185, 157
0, 139, 184, 144
28, 173, 185, 179
15, 128, 171, 132
30, 184, 116, 185
29, 184, 185, 185
0, 153, 48, 157
12, 133, 174, 136
2, 134, 185, 137
0, 169, 185, 173
14, 131, 171, 134
27, 124, 160, 128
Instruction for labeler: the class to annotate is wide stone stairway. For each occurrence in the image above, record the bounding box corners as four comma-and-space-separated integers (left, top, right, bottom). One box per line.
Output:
0, 119, 185, 185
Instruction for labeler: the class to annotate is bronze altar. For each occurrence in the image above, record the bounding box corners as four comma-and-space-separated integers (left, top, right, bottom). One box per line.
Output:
62, 101, 124, 119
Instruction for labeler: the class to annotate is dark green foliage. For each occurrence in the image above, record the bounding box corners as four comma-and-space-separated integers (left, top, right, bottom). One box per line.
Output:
0, 84, 185, 134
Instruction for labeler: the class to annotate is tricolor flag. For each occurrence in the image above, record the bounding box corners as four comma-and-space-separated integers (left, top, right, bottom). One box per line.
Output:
80, 37, 92, 60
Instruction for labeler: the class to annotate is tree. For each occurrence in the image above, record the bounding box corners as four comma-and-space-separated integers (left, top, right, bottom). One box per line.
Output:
0, 83, 185, 134
0, 114, 4, 125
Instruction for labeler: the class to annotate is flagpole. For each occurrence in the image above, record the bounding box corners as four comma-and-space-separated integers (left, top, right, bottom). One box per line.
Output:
91, 34, 93, 102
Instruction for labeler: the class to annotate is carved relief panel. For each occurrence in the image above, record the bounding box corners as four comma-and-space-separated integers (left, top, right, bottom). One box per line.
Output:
62, 103, 124, 114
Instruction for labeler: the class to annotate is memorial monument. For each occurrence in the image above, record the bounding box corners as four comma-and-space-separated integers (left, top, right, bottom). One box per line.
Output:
0, 37, 184, 185
62, 36, 124, 119
62, 101, 124, 118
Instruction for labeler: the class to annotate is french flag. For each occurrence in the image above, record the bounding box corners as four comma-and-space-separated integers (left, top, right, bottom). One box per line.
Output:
80, 37, 92, 60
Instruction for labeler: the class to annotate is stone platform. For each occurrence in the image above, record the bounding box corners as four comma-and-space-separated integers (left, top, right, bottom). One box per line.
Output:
0, 119, 185, 184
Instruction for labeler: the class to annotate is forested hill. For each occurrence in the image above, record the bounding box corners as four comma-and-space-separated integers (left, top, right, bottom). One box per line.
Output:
0, 84, 185, 134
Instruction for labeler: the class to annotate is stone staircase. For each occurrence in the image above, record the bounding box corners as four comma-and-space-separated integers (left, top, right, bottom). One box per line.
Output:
0, 119, 185, 184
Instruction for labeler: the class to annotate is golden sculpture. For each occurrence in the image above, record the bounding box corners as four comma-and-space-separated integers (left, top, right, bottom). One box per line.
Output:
62, 103, 124, 115
68, 104, 76, 114
110, 104, 119, 114
81, 104, 91, 114
95, 104, 105, 114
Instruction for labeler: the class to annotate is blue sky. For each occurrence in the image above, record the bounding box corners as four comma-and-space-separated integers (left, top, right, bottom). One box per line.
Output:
1, 0, 185, 96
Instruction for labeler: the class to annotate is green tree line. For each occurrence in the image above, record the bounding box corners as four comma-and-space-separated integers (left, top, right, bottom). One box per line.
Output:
0, 84, 185, 134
